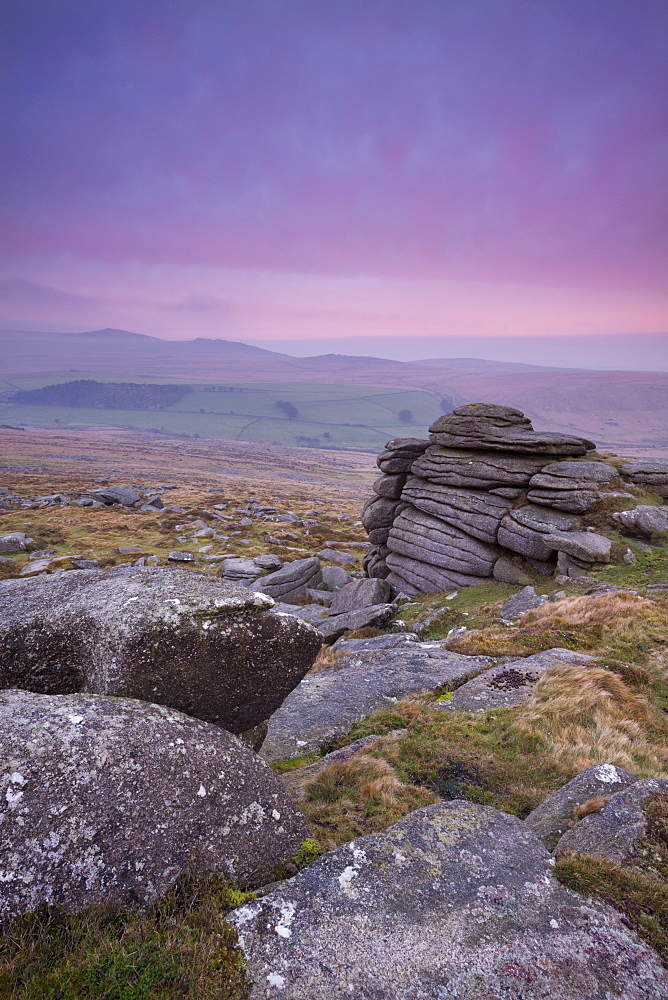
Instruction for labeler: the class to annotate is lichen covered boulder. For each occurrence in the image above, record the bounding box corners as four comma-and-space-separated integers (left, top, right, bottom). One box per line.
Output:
0, 566, 322, 735
0, 689, 312, 921
229, 800, 667, 999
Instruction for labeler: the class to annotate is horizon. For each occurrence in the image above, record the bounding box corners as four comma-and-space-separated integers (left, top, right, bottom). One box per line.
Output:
1, 1, 667, 360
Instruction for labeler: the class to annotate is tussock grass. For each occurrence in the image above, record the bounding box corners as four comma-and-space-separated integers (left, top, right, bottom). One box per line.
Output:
448, 592, 668, 663
308, 645, 340, 673
0, 873, 250, 1000
302, 749, 436, 851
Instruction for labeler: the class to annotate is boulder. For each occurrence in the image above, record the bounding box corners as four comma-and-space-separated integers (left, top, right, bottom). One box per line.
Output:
271, 603, 330, 626
555, 778, 668, 863
435, 649, 595, 713
329, 577, 392, 614
316, 603, 397, 643
80, 485, 141, 507
229, 800, 667, 999
525, 764, 639, 851
0, 566, 321, 735
492, 554, 540, 584
385, 551, 490, 596
544, 530, 612, 563
613, 504, 668, 536
0, 689, 311, 922
167, 549, 195, 562
531, 460, 620, 486
428, 404, 595, 456
317, 547, 357, 565
619, 458, 668, 498
262, 647, 491, 760
250, 557, 323, 602
219, 557, 263, 581
497, 504, 580, 561
411, 445, 546, 489
376, 437, 429, 474
306, 587, 334, 606
140, 494, 164, 511
320, 564, 353, 590
0, 531, 33, 553
372, 473, 407, 500
500, 585, 548, 619
253, 553, 283, 570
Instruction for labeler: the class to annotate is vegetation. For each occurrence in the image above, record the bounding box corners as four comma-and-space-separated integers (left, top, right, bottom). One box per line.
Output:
0, 873, 251, 1000
12, 380, 190, 410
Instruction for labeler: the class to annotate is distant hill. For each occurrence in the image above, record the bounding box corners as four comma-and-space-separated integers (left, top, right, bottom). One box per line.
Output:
1, 328, 667, 454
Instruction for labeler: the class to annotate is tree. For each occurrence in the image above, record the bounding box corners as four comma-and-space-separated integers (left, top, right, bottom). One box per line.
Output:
398, 409, 414, 423
276, 400, 299, 419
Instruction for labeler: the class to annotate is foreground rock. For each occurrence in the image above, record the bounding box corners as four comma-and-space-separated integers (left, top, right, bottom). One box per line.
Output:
555, 777, 668, 863
262, 643, 492, 760
316, 603, 397, 643
613, 504, 668, 536
0, 690, 311, 921
525, 764, 639, 851
0, 566, 321, 736
229, 800, 667, 999
434, 649, 595, 713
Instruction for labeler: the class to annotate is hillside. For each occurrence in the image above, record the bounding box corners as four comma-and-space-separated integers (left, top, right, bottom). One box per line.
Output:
1, 328, 667, 454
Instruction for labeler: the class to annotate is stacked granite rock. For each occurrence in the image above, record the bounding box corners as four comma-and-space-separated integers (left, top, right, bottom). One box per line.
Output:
362, 403, 653, 594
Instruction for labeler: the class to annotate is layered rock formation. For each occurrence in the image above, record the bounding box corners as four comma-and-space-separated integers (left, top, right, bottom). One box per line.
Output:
362, 404, 654, 593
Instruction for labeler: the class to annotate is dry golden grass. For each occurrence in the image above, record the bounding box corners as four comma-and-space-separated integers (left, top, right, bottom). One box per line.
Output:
302, 749, 436, 852
308, 645, 340, 673
512, 659, 668, 775
573, 795, 611, 822
448, 591, 668, 663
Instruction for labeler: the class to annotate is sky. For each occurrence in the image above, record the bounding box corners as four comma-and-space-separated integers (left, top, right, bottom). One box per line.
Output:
1, 0, 667, 363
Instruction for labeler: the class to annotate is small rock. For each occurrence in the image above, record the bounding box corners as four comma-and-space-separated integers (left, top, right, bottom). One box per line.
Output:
329, 577, 392, 614
118, 546, 143, 554
167, 550, 195, 562
525, 764, 639, 850
316, 603, 397, 643
317, 547, 357, 565
253, 553, 283, 571
500, 586, 548, 620
320, 565, 353, 590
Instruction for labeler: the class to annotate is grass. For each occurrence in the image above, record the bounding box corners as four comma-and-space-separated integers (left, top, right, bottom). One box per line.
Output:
298, 641, 668, 850
0, 376, 445, 452
0, 873, 251, 1000
555, 794, 668, 962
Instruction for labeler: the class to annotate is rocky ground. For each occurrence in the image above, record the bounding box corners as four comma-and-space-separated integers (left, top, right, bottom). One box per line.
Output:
0, 422, 667, 999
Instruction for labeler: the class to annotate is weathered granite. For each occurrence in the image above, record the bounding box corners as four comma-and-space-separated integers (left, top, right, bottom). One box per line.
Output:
229, 800, 667, 999
0, 689, 312, 921
555, 778, 668, 863
329, 577, 392, 614
525, 764, 639, 851
613, 504, 668, 536
428, 404, 595, 455
251, 557, 323, 602
0, 566, 321, 734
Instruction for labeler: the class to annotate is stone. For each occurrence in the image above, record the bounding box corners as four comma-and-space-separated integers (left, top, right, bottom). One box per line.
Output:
118, 545, 143, 554
229, 800, 666, 999
492, 554, 536, 584
321, 564, 353, 590
401, 476, 510, 544
411, 445, 547, 489
253, 553, 283, 570
262, 647, 492, 760
305, 587, 334, 606
435, 649, 595, 713
219, 557, 263, 581
332, 632, 420, 653
385, 551, 491, 596
0, 566, 322, 735
251, 557, 323, 602
167, 550, 195, 562
613, 504, 668, 536
271, 603, 330, 626
81, 485, 141, 507
530, 460, 619, 487
329, 577, 392, 614
377, 437, 429, 474
20, 559, 53, 575
0, 531, 33, 553
316, 603, 397, 643
526, 487, 614, 513
544, 530, 612, 563
141, 494, 164, 511
0, 689, 311, 921
555, 778, 668, 863
372, 473, 407, 500
363, 545, 390, 579
317, 547, 357, 565
71, 558, 99, 569
500, 586, 548, 619
428, 404, 595, 455
497, 504, 580, 561
525, 764, 639, 851
386, 506, 500, 579
619, 458, 668, 497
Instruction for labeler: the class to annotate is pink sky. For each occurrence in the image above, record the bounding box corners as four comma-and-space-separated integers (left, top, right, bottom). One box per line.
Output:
1, 1, 667, 346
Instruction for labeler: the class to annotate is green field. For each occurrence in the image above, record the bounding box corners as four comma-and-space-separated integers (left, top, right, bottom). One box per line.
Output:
0, 372, 447, 451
